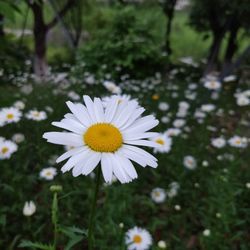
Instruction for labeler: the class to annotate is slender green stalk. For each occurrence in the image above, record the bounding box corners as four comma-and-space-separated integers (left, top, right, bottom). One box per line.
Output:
88, 167, 102, 250
52, 192, 58, 250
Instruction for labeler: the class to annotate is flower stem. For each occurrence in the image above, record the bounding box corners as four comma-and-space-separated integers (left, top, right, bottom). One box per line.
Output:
52, 192, 58, 250
88, 167, 102, 250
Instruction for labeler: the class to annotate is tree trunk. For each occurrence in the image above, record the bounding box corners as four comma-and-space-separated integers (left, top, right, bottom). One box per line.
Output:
204, 32, 224, 75
0, 14, 4, 37
221, 23, 239, 78
163, 0, 177, 56
31, 1, 48, 78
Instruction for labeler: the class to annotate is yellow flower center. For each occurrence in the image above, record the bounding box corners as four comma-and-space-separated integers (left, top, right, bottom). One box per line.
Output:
84, 123, 123, 152
1, 147, 9, 154
152, 94, 159, 100
45, 172, 52, 176
235, 139, 241, 144
154, 191, 161, 197
156, 139, 165, 145
7, 114, 14, 119
133, 235, 142, 244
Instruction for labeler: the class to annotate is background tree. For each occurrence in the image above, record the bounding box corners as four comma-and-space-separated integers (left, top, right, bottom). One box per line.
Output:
160, 0, 177, 56
189, 0, 250, 77
25, 0, 76, 77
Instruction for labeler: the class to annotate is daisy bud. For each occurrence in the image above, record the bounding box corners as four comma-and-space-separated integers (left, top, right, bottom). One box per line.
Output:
23, 201, 36, 216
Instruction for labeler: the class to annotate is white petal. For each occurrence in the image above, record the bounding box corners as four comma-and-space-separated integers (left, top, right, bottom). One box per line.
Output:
83, 95, 97, 123
123, 116, 159, 133
123, 145, 157, 168
115, 153, 138, 179
93, 97, 104, 122
112, 101, 138, 128
119, 107, 145, 130
52, 119, 84, 134
66, 101, 92, 127
104, 98, 119, 122
118, 147, 147, 167
125, 139, 158, 148
110, 154, 131, 183
43, 132, 83, 147
123, 132, 158, 141
56, 146, 87, 163
81, 152, 101, 175
101, 153, 113, 183
61, 148, 91, 173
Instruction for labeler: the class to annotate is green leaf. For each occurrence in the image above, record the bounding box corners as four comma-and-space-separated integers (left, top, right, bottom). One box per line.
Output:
18, 240, 54, 250
0, 2, 16, 22
64, 235, 84, 250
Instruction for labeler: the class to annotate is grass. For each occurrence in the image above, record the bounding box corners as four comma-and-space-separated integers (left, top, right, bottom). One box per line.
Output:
0, 64, 249, 249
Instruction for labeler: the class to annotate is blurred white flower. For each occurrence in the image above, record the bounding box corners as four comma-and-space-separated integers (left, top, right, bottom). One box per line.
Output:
158, 102, 169, 111
14, 100, 25, 110
103, 81, 121, 94
183, 156, 197, 170
12, 133, 25, 143
0, 107, 22, 125
165, 128, 181, 137
125, 227, 152, 250
0, 140, 18, 159
151, 188, 166, 203
158, 240, 167, 248
23, 201, 36, 216
174, 204, 181, 211
151, 133, 172, 153
203, 229, 211, 237
228, 136, 248, 148
211, 137, 226, 148
173, 119, 186, 128
204, 80, 221, 90
26, 110, 47, 121
39, 167, 57, 180
201, 104, 216, 112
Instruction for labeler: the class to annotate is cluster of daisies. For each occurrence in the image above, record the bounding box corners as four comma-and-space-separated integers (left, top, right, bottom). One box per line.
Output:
211, 136, 248, 149
0, 103, 47, 127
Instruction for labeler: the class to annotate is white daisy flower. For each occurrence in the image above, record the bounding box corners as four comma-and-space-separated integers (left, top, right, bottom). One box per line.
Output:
203, 229, 211, 237
68, 91, 80, 101
211, 137, 226, 148
125, 227, 152, 250
0, 107, 22, 124
165, 128, 181, 137
236, 95, 250, 106
201, 104, 216, 112
151, 133, 172, 153
14, 100, 25, 110
23, 201, 36, 216
39, 167, 57, 180
158, 102, 169, 111
151, 188, 166, 203
228, 136, 248, 148
183, 155, 197, 170
26, 110, 47, 121
43, 95, 159, 184
0, 140, 18, 159
158, 240, 167, 248
204, 80, 221, 90
161, 116, 169, 124
103, 81, 121, 94
12, 133, 25, 143
173, 119, 186, 128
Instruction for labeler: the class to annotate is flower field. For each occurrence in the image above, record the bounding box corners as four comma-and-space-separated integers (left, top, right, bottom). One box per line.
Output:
1, 64, 250, 249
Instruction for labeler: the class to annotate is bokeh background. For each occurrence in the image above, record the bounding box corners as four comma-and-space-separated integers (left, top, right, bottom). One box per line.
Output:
0, 0, 250, 249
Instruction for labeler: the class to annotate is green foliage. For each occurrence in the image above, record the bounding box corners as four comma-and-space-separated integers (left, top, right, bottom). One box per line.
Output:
0, 36, 31, 83
73, 6, 166, 79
